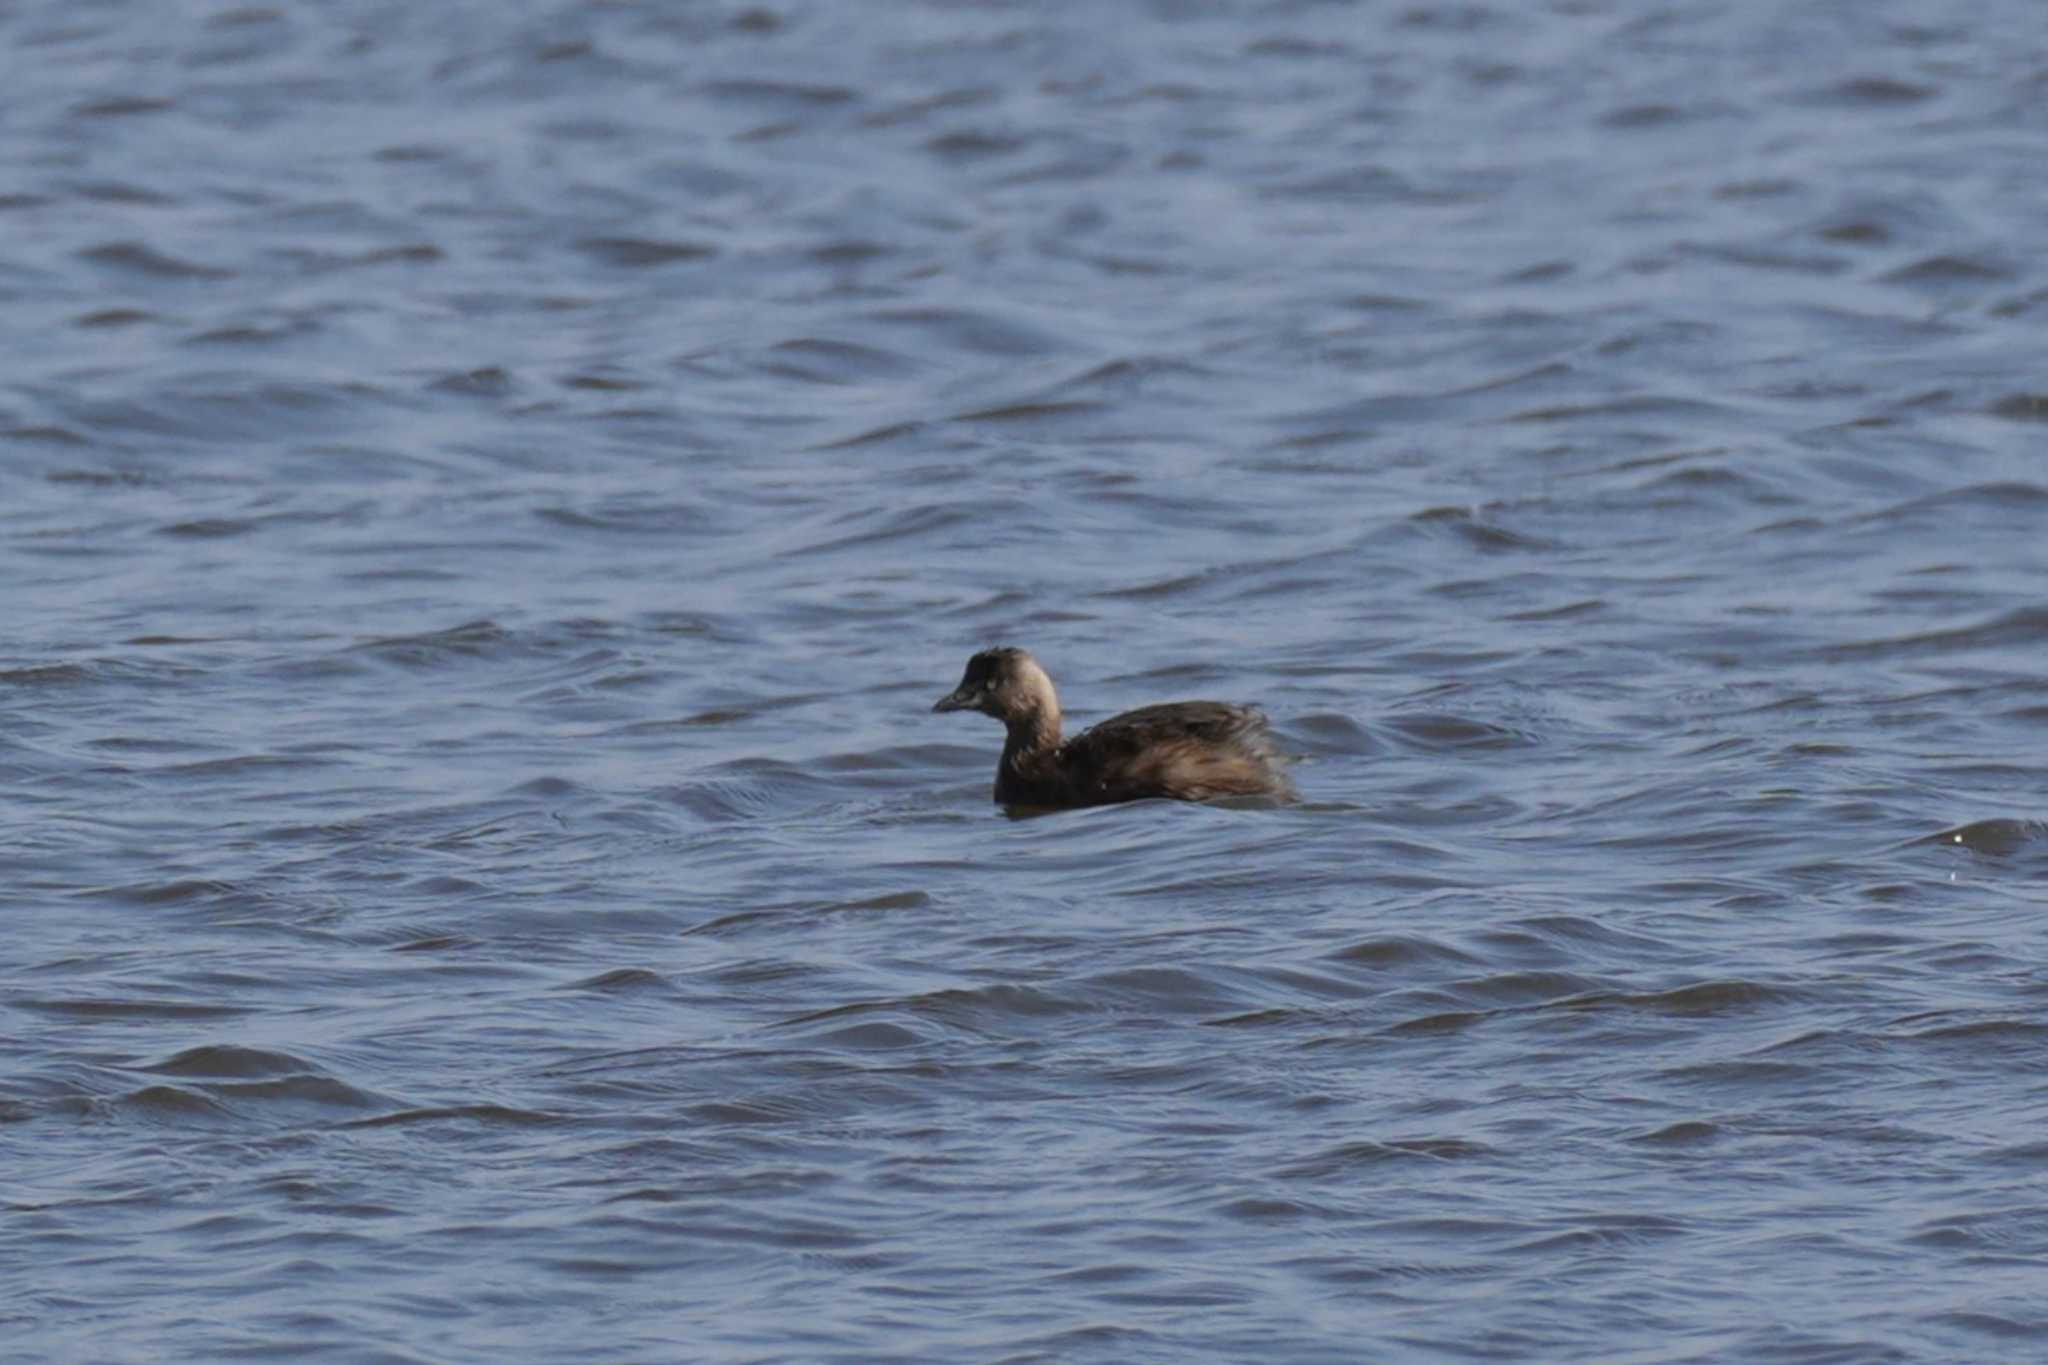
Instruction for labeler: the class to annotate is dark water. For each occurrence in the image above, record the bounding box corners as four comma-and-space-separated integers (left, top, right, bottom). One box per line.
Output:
5, 1, 2048, 1359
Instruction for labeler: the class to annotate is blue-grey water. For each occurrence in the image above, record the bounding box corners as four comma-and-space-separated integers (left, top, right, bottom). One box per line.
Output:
5, 2, 2048, 1360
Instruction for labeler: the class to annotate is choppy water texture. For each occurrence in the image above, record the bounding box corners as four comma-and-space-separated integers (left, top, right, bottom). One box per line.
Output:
5, 1, 2048, 1360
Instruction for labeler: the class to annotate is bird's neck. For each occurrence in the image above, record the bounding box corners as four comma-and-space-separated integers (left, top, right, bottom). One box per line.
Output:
1001, 707, 1063, 763
996, 706, 1065, 806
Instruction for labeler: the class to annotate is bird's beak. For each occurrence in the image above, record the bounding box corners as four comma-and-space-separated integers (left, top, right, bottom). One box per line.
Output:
933, 687, 975, 713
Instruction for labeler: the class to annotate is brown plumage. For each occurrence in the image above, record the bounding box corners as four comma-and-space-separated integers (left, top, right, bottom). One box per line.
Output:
932, 647, 1293, 809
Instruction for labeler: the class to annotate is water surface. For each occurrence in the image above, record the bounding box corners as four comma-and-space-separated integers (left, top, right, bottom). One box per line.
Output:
5, 2, 2048, 1360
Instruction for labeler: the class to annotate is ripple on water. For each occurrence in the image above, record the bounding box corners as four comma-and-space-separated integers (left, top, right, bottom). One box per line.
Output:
1926, 818, 2047, 857
139, 1045, 319, 1077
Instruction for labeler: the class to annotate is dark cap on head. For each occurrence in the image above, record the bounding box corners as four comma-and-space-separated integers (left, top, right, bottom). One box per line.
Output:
932, 647, 1048, 717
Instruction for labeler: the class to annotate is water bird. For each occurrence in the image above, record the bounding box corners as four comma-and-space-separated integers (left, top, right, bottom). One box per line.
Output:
933, 646, 1293, 809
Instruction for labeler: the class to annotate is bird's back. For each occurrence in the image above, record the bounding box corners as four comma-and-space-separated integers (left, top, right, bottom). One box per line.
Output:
1061, 701, 1291, 804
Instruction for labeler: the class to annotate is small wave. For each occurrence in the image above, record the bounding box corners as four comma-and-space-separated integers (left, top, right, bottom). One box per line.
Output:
1385, 1009, 1491, 1036
118, 1084, 234, 1120
0, 663, 94, 688
909, 981, 1092, 1024
685, 891, 934, 937
1326, 935, 1480, 970
778, 981, 1090, 1038
349, 619, 512, 669
1502, 597, 1604, 622
1901, 1017, 2048, 1045
860, 85, 997, 129
1507, 1216, 1686, 1255
1449, 970, 1606, 1007
668, 759, 840, 823
1217, 1196, 1329, 1223
1881, 254, 2013, 288
207, 1076, 380, 1109
951, 399, 1105, 425
161, 753, 340, 780
1406, 504, 1556, 553
1652, 1059, 1813, 1089
296, 243, 444, 274
807, 238, 894, 267
15, 997, 252, 1021
1826, 606, 2048, 660
1678, 241, 1849, 277
1383, 711, 1537, 752
1258, 164, 1472, 206
1859, 481, 2048, 524
700, 77, 855, 107
810, 419, 927, 449
11, 424, 91, 445
560, 968, 671, 993
798, 1020, 929, 1052
1285, 712, 1377, 754
72, 308, 152, 331
0, 654, 199, 693
1925, 818, 2044, 856
1907, 1209, 2038, 1252
787, 501, 979, 558
1631, 1119, 1723, 1144
1988, 1139, 2048, 1166
1988, 394, 2048, 422
391, 934, 477, 953
91, 877, 248, 905
1805, 76, 1937, 106
1090, 568, 1216, 601
1510, 914, 1685, 959
408, 875, 490, 896
1559, 979, 1803, 1017
863, 305, 1073, 359
1276, 1137, 1494, 1178
74, 96, 176, 118
759, 337, 911, 384
1202, 1007, 1296, 1028
816, 746, 942, 773
1926, 1311, 2044, 1342
1635, 462, 1787, 503
141, 1045, 315, 1078
574, 237, 717, 268
1504, 393, 1732, 426
338, 1104, 566, 1130
1600, 102, 1690, 130
156, 516, 256, 538
924, 128, 1026, 163
425, 366, 515, 397
559, 368, 647, 391
79, 240, 232, 278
